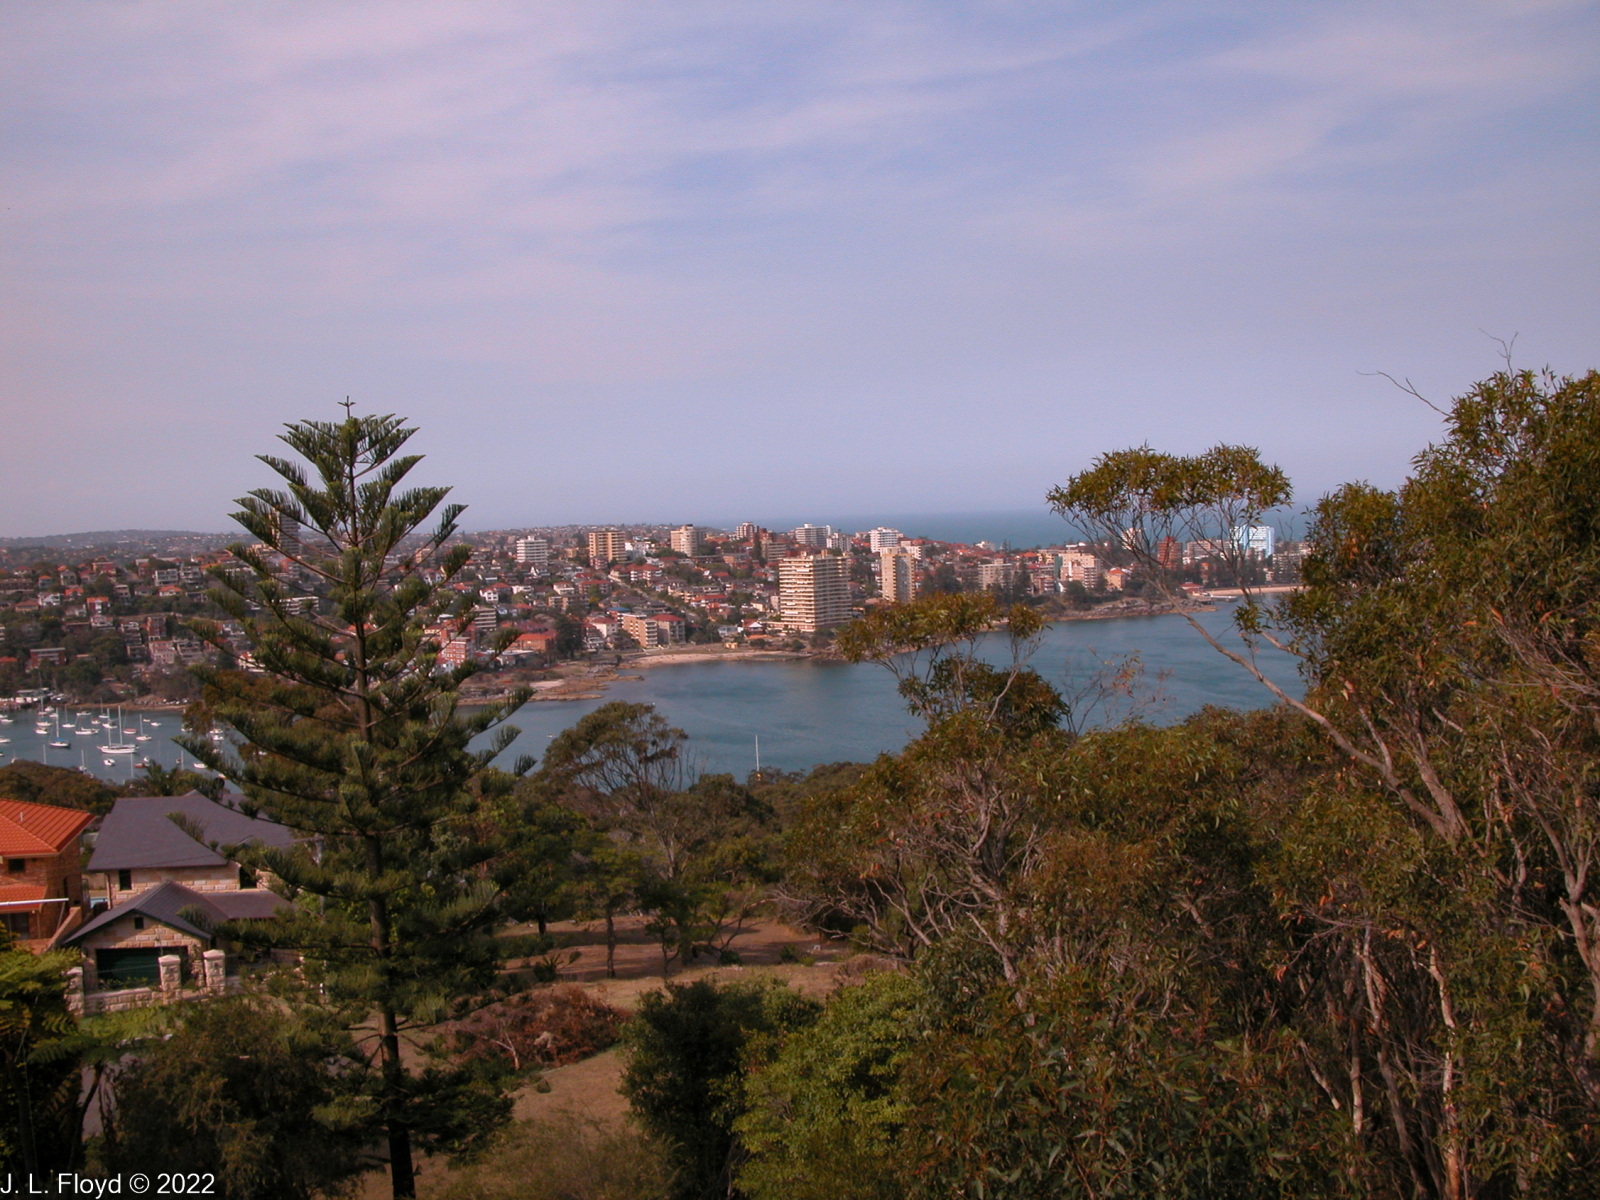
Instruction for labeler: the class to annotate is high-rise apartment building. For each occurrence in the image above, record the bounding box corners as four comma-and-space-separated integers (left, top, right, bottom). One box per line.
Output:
1059, 552, 1103, 588
272, 513, 304, 558
1232, 524, 1276, 558
1155, 535, 1181, 571
514, 536, 550, 570
588, 529, 626, 566
735, 522, 758, 542
793, 523, 831, 548
868, 527, 903, 554
880, 552, 917, 604
670, 525, 701, 556
778, 554, 851, 632
977, 561, 1018, 590
870, 528, 908, 556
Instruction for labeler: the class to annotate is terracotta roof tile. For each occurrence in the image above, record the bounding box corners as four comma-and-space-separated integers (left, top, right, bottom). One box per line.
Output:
0, 883, 47, 911
0, 800, 95, 856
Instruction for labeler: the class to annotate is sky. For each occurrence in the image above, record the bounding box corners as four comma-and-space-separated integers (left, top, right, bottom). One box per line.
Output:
2, 1, 1596, 538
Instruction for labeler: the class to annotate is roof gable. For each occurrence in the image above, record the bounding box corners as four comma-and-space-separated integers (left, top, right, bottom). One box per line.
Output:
66, 880, 213, 943
63, 880, 291, 946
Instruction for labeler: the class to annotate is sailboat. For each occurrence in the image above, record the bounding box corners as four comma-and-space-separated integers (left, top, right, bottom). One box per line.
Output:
47, 713, 70, 750
100, 705, 135, 755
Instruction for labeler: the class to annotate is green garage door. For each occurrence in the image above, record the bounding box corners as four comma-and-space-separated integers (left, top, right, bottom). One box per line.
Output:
96, 947, 183, 988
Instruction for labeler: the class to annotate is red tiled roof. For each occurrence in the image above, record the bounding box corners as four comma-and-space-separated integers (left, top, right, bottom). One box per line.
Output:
0, 800, 94, 856
0, 883, 47, 912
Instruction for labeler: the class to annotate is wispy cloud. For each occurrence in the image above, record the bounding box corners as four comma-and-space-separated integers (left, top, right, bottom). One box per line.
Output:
0, 2, 1595, 533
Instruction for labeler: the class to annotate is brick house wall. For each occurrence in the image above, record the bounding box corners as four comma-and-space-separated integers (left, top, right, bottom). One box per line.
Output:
0, 850, 81, 941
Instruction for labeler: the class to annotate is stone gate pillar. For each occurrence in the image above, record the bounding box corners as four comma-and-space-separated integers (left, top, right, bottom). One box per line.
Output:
157, 954, 182, 996
65, 966, 85, 1016
202, 949, 226, 994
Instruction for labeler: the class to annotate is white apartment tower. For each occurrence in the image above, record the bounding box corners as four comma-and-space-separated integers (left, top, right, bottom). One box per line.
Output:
1232, 524, 1276, 558
793, 523, 831, 548
272, 513, 304, 558
778, 554, 851, 632
514, 536, 550, 570
880, 552, 917, 604
670, 525, 702, 556
868, 527, 903, 554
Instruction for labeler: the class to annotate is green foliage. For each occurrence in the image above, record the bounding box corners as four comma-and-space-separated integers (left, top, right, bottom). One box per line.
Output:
0, 759, 117, 815
1046, 443, 1290, 564
121, 760, 223, 799
1259, 368, 1600, 1193
736, 970, 921, 1200
0, 947, 86, 1175
621, 978, 821, 1200
97, 997, 371, 1200
838, 591, 1061, 735
904, 980, 1332, 1200
179, 411, 533, 1198
536, 703, 779, 974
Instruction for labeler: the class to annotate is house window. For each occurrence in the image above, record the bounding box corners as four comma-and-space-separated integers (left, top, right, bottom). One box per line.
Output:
132, 916, 145, 931
117, 869, 132, 891
239, 866, 257, 889
6, 859, 24, 874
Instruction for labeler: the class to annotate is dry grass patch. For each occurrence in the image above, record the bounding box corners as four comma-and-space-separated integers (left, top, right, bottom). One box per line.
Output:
427, 1111, 671, 1200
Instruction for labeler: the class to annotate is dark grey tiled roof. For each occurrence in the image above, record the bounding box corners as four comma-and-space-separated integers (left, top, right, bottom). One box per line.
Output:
207, 889, 289, 920
86, 792, 295, 871
65, 879, 290, 946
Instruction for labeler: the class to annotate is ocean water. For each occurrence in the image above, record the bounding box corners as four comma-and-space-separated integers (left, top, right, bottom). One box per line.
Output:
716, 508, 1307, 549
3, 609, 1302, 783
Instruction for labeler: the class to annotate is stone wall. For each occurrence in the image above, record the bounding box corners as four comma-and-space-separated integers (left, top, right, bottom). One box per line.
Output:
99, 864, 240, 908
66, 950, 232, 1016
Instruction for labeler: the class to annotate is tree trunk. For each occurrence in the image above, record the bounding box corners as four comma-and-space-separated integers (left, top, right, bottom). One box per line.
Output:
605, 909, 617, 979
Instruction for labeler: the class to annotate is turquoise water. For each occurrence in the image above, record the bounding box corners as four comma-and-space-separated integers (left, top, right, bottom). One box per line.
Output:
1, 609, 1302, 783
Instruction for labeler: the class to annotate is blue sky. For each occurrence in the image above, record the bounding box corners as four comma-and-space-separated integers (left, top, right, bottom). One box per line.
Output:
2, 2, 1596, 536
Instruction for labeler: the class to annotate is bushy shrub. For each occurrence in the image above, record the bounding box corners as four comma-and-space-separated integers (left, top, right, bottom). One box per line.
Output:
95, 997, 370, 1200
736, 970, 921, 1200
621, 978, 820, 1200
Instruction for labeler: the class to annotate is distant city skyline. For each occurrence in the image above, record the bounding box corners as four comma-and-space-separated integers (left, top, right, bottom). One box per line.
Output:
2, 3, 1596, 538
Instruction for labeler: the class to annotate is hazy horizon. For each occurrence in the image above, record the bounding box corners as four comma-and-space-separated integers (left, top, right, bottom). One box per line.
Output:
3, 3, 1595, 537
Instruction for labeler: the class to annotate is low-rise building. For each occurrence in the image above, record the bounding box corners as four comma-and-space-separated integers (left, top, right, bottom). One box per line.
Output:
67, 792, 294, 988
0, 799, 95, 946
621, 612, 688, 648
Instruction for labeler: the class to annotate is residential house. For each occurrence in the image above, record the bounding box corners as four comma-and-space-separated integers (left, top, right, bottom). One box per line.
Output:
66, 792, 293, 988
0, 799, 95, 946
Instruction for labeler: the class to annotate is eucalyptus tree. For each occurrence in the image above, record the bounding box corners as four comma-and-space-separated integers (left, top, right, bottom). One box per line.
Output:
185, 409, 532, 1199
1048, 372, 1600, 1195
